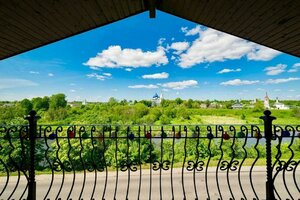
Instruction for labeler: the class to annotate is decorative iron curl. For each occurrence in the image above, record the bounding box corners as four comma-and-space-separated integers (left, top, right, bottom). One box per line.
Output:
276, 160, 298, 172
52, 160, 63, 172
62, 161, 72, 172
218, 125, 225, 137
120, 161, 138, 172
52, 126, 64, 172
220, 160, 240, 171
186, 160, 205, 171
153, 160, 170, 171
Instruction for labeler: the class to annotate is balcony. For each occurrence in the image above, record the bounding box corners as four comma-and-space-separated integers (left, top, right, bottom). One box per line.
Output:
0, 111, 299, 199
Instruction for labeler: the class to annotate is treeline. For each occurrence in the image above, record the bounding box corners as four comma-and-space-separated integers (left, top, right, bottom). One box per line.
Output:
1, 93, 300, 125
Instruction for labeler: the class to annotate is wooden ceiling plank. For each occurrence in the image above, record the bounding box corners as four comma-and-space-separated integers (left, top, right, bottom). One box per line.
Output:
1, 1, 62, 41
210, 0, 243, 30
111, 0, 124, 19
229, 1, 273, 38
26, 0, 73, 37
75, 0, 99, 28
118, 0, 130, 17
78, 0, 106, 27
258, 22, 300, 52
205, 0, 228, 27
133, 0, 146, 13
158, 0, 182, 17
26, 0, 75, 36
0, 36, 28, 52
187, 0, 205, 22
0, 18, 43, 50
93, 0, 112, 22
273, 29, 300, 50
198, 0, 219, 25
122, 0, 134, 14
95, 0, 116, 22
254, 15, 300, 45
103, 0, 121, 21
51, 0, 91, 34
247, 3, 299, 41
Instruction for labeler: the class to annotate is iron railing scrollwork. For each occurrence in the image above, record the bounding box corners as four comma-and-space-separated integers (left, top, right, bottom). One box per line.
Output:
0, 110, 299, 199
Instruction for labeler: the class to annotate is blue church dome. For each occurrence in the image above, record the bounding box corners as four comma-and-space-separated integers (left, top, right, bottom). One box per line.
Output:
153, 93, 159, 99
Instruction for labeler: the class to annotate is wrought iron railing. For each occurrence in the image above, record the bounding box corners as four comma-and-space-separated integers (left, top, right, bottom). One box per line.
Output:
0, 110, 299, 199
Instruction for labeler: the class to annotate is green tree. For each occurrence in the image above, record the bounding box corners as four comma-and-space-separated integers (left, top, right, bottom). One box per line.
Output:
49, 94, 67, 109
32, 96, 49, 111
253, 100, 264, 112
175, 98, 183, 105
19, 98, 33, 114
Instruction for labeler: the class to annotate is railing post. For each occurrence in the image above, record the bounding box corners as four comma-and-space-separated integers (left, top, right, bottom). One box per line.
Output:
25, 110, 40, 200
260, 110, 276, 200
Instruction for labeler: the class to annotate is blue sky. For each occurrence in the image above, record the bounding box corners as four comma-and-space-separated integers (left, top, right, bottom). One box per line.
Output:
0, 11, 300, 102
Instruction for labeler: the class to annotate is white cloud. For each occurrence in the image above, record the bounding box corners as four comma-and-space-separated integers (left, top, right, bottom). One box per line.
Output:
181, 27, 188, 33
29, 71, 40, 74
70, 89, 76, 93
256, 88, 265, 91
128, 84, 158, 89
176, 27, 281, 68
220, 79, 259, 86
103, 73, 112, 77
265, 77, 300, 84
288, 63, 300, 73
217, 68, 241, 74
158, 38, 166, 46
48, 73, 54, 77
0, 79, 38, 89
182, 25, 201, 36
289, 89, 295, 92
87, 73, 112, 81
84, 45, 168, 69
125, 68, 133, 72
264, 64, 287, 75
142, 72, 169, 79
161, 80, 198, 90
247, 46, 281, 61
169, 42, 190, 54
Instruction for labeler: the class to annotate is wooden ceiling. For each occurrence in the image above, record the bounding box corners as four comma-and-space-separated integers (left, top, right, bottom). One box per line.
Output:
1, 0, 299, 60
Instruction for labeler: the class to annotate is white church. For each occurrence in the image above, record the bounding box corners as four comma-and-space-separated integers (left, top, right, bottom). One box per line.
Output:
152, 92, 163, 106
264, 93, 289, 110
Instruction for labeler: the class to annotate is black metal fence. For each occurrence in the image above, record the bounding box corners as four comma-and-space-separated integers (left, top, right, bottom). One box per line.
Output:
0, 110, 299, 200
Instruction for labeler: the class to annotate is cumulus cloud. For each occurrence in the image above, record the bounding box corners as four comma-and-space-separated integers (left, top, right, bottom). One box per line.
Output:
181, 25, 201, 36
288, 63, 300, 73
84, 45, 168, 69
125, 68, 133, 72
142, 72, 169, 79
87, 73, 112, 81
176, 26, 281, 68
128, 84, 158, 89
265, 77, 300, 84
220, 79, 259, 86
48, 73, 54, 77
264, 64, 287, 75
169, 42, 190, 54
0, 79, 38, 89
217, 68, 241, 74
161, 80, 198, 90
247, 46, 281, 61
